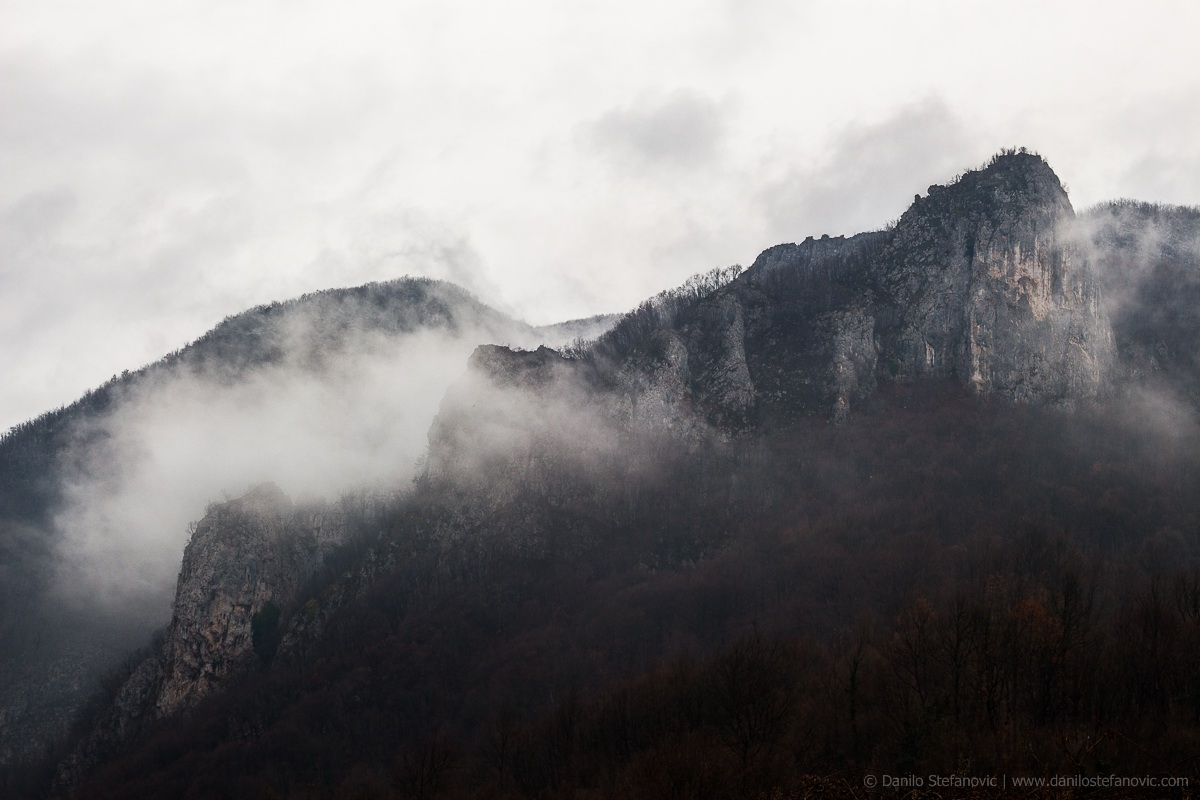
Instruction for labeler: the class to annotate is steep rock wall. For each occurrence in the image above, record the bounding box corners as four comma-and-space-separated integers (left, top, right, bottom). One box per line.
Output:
54, 484, 348, 791
155, 483, 345, 714
876, 152, 1113, 403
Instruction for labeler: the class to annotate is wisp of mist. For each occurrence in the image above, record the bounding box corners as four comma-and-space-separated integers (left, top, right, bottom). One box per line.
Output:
50, 323, 512, 624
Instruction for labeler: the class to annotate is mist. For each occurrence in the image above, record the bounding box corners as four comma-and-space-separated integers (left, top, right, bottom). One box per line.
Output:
1054, 199, 1200, 453
46, 295, 551, 622
1071, 200, 1200, 319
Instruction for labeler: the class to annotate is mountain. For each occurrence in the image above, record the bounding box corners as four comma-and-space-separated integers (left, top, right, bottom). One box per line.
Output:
426, 151, 1114, 458
0, 278, 615, 767
5, 152, 1200, 799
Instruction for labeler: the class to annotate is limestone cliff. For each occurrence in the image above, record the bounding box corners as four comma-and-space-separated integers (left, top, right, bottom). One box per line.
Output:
155, 483, 346, 714
874, 152, 1112, 403
532, 153, 1113, 430
54, 483, 349, 790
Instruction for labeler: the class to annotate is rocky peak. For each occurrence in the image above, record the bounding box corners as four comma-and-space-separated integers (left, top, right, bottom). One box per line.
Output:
877, 151, 1112, 403
450, 152, 1114, 432
158, 482, 296, 715
908, 151, 1071, 222
86, 486, 345, 733
468, 344, 574, 389
53, 483, 352, 791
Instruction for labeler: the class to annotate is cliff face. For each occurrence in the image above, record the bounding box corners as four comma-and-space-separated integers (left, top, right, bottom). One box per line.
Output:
725, 234, 886, 423
155, 483, 346, 715
875, 153, 1112, 403
629, 154, 1111, 426
737, 153, 1112, 418
54, 484, 349, 789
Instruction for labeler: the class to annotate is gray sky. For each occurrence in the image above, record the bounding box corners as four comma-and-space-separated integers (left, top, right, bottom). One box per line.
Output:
3, 0, 1199, 432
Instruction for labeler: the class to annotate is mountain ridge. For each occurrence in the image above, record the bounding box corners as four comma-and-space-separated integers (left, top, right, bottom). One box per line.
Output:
502, 152, 1114, 438
6, 151, 1200, 797
0, 276, 616, 768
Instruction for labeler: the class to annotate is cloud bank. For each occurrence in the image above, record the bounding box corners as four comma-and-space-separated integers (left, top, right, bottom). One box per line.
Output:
49, 304, 535, 617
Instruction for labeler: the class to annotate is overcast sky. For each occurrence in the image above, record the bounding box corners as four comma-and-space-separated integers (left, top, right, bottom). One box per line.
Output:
3, 0, 1199, 432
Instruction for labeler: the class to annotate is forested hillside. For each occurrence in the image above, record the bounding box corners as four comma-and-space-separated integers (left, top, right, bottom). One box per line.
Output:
17, 389, 1199, 799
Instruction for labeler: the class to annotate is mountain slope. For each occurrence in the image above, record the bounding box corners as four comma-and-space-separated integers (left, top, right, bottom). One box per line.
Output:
0, 277, 605, 766
48, 375, 1200, 800
8, 152, 1200, 798
489, 152, 1114, 439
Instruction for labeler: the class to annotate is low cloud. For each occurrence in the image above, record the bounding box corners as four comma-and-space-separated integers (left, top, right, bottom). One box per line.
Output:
1068, 199, 1200, 324
584, 89, 729, 170
49, 299, 539, 615
758, 98, 984, 240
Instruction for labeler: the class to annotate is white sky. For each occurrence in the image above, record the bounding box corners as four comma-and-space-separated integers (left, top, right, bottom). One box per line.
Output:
3, 0, 1199, 431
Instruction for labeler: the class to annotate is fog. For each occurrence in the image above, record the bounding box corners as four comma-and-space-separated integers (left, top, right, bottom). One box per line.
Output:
1062, 200, 1200, 449
428, 352, 623, 488
1073, 201, 1200, 318
48, 300, 546, 619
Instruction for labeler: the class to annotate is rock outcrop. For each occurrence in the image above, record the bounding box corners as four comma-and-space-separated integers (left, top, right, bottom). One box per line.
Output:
465, 153, 1116, 434
53, 483, 349, 791
155, 483, 345, 715
874, 153, 1112, 404
419, 155, 1118, 523
734, 153, 1112, 418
